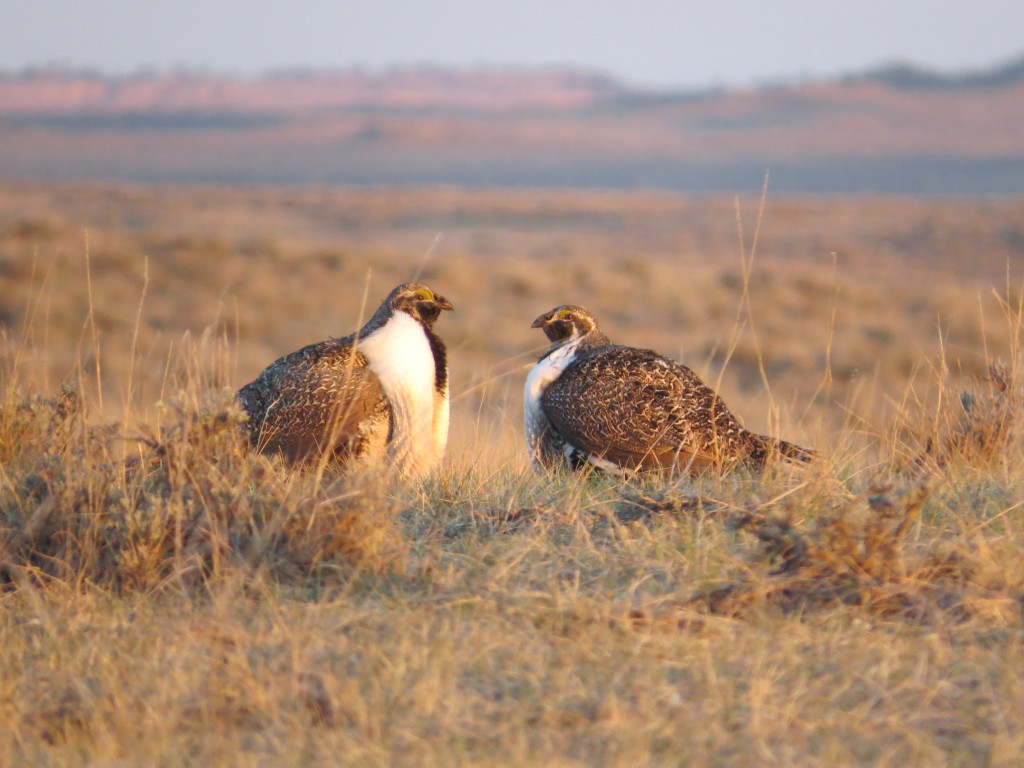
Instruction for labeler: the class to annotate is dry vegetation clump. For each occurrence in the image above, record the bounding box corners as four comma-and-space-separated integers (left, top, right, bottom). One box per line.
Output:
0, 381, 407, 593
690, 481, 953, 619
609, 467, 1023, 635
885, 350, 1024, 480
677, 326, 1024, 627
919, 361, 1021, 471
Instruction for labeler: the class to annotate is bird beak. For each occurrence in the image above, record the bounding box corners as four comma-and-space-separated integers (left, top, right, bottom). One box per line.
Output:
530, 312, 551, 329
436, 295, 454, 311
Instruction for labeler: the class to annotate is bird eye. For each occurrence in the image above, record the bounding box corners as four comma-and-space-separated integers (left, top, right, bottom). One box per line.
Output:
415, 288, 434, 301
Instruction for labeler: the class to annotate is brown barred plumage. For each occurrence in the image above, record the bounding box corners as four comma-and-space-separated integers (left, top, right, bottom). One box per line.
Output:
525, 305, 814, 475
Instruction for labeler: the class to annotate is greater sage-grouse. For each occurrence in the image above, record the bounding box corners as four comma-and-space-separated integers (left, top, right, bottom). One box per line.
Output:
238, 282, 453, 478
524, 305, 813, 475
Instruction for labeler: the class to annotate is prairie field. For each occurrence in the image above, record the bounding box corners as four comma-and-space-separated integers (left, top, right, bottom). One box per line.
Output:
2, 179, 1024, 766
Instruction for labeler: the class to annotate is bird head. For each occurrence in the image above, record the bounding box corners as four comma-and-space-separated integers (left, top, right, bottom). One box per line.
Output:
531, 305, 602, 347
389, 283, 454, 329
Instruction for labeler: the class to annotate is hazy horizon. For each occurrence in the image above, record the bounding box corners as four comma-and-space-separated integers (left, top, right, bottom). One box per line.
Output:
4, 1, 1023, 90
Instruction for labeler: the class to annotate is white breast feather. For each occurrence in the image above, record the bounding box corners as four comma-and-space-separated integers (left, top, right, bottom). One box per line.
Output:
524, 339, 580, 470
359, 311, 442, 478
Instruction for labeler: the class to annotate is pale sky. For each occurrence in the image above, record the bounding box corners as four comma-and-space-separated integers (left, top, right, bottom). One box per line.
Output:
3, 1, 1022, 88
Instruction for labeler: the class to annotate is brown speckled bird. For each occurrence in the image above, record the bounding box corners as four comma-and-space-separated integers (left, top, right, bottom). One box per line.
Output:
238, 283, 453, 478
524, 305, 813, 475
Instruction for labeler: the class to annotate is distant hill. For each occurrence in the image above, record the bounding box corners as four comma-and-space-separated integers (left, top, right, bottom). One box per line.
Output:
848, 53, 1024, 90
0, 67, 623, 114
1, 59, 1022, 194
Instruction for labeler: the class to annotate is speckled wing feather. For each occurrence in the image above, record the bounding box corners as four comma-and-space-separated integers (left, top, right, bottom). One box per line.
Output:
540, 346, 761, 471
238, 335, 390, 464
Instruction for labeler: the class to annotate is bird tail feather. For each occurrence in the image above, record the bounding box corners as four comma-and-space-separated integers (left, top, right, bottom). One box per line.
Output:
760, 436, 816, 464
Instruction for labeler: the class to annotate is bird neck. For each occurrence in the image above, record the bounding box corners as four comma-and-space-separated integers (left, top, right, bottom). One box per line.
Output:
542, 330, 609, 360
578, 329, 610, 349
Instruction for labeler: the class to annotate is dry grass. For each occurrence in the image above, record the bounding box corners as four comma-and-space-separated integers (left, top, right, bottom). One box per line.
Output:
1, 181, 1024, 766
